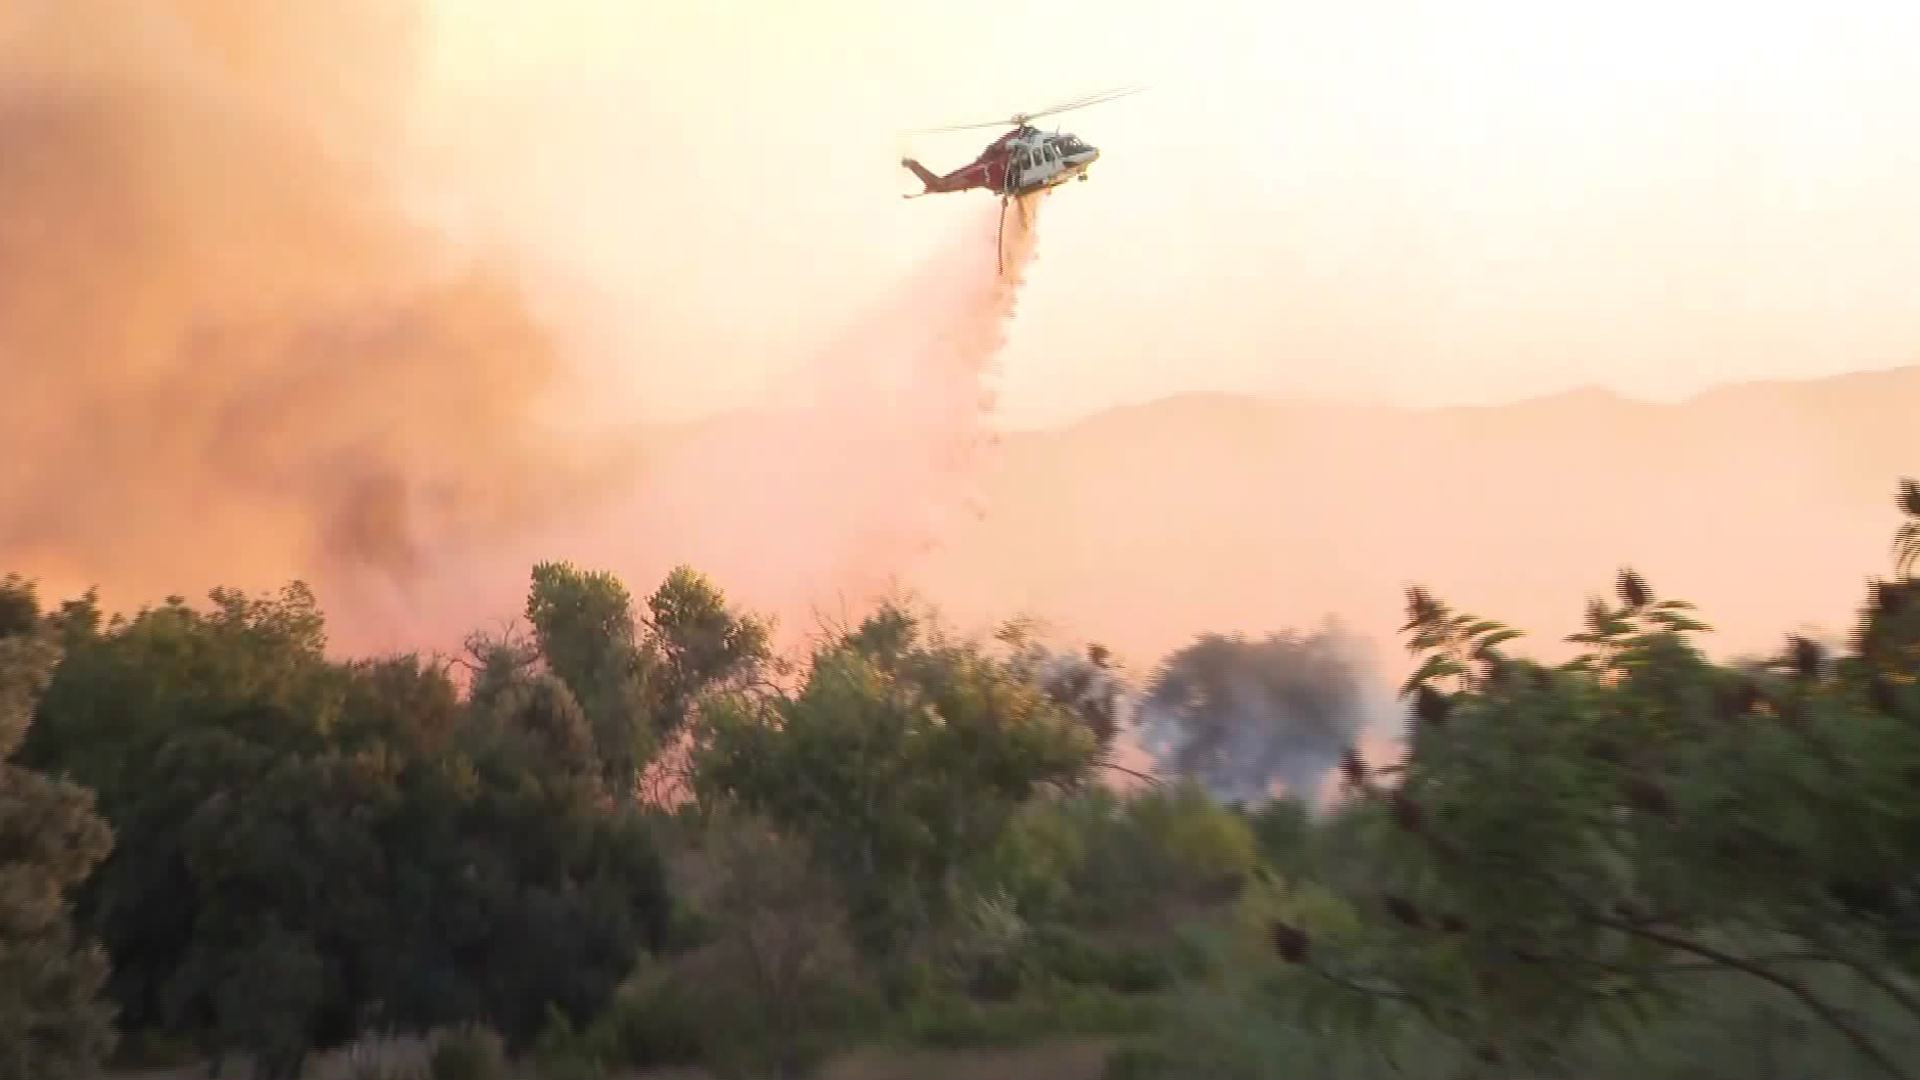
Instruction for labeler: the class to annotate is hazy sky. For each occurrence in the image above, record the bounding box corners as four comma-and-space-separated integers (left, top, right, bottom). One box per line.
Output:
416, 0, 1920, 429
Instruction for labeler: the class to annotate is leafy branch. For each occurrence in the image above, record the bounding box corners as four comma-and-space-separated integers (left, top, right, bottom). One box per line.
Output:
1893, 477, 1920, 579
1398, 585, 1522, 698
1566, 567, 1711, 675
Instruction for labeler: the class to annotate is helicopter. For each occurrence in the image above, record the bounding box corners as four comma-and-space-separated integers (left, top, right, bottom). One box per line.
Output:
900, 86, 1143, 273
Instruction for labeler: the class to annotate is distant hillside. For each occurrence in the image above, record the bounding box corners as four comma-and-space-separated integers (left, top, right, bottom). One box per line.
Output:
887, 364, 1920, 676
75, 363, 1908, 683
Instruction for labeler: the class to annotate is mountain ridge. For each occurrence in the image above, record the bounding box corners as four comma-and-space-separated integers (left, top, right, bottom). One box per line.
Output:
893, 362, 1919, 673
1002, 361, 1920, 435
630, 364, 1920, 453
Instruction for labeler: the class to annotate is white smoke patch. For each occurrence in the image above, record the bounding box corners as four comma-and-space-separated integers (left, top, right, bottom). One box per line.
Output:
1001, 622, 1128, 752
1133, 624, 1392, 807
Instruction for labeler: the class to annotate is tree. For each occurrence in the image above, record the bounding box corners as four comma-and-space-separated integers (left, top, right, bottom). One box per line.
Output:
635, 567, 776, 809
525, 561, 652, 788
16, 580, 673, 1074
641, 565, 774, 740
660, 810, 868, 1079
523, 562, 772, 795
694, 601, 1099, 962
1266, 546, 1920, 1078
0, 575, 117, 1080
16, 583, 341, 1051
1006, 781, 1260, 931
998, 619, 1128, 758
1893, 477, 1920, 579
1857, 482, 1920, 703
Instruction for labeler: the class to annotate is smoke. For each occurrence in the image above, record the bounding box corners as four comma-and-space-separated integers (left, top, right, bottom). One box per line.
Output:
0, 1, 1053, 662
1002, 627, 1127, 751
0, 2, 623, 611
1135, 625, 1387, 805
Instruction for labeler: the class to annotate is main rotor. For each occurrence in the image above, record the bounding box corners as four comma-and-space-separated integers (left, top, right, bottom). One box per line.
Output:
902, 85, 1145, 135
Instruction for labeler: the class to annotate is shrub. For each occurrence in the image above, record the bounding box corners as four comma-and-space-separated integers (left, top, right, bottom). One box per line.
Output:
1021, 925, 1205, 995
903, 985, 1162, 1048
530, 1005, 604, 1080
110, 1029, 201, 1072
429, 1023, 509, 1080
580, 977, 708, 1072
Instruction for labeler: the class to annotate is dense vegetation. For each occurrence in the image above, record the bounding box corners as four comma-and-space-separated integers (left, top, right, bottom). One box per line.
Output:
4, 481, 1919, 1079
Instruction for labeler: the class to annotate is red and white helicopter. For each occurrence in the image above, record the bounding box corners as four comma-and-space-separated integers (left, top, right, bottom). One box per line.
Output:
900, 87, 1143, 272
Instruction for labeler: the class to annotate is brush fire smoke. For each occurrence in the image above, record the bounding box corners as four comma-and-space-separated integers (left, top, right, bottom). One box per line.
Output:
1134, 626, 1396, 805
0, 1, 624, 612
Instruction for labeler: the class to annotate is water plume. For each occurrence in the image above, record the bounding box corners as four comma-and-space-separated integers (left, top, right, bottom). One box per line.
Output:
586, 192, 1053, 638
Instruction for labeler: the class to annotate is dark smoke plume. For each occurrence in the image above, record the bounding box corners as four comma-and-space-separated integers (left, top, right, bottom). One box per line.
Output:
1135, 626, 1375, 804
0, 2, 623, 610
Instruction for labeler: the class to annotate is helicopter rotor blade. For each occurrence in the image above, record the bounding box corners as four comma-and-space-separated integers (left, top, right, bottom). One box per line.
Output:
903, 117, 1025, 134
901, 84, 1145, 135
1011, 85, 1145, 125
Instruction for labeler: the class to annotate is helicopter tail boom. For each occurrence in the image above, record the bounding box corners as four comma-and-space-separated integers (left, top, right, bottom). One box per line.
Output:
901, 157, 993, 197
900, 158, 944, 191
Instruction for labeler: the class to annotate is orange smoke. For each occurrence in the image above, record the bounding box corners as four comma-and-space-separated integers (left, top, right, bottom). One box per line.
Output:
0, 1, 625, 616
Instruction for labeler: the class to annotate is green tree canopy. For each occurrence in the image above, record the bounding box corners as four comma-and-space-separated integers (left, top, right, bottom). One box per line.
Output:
694, 601, 1100, 960
0, 575, 116, 1080
17, 577, 673, 1077
524, 561, 771, 792
1266, 523, 1920, 1077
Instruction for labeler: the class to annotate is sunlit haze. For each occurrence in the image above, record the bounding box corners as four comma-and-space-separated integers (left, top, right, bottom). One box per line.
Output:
421, 0, 1920, 428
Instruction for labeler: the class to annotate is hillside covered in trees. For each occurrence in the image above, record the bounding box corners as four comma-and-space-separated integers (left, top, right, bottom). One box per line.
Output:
5, 479, 1920, 1080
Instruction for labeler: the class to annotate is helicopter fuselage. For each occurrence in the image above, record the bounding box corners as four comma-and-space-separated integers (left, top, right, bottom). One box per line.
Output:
1003, 129, 1101, 195
901, 126, 1101, 199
